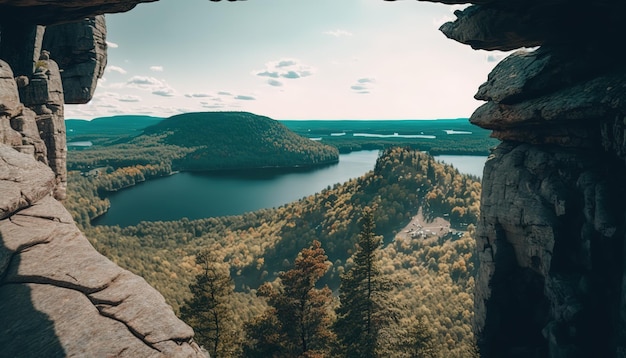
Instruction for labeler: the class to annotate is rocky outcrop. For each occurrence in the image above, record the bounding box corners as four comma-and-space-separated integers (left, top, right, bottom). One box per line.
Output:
422, 0, 626, 356
43, 16, 108, 104
0, 145, 203, 356
0, 0, 157, 25
1, 1, 204, 356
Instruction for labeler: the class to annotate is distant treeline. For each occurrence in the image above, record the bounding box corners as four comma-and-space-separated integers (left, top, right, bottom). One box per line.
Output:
281, 119, 498, 155
66, 114, 498, 162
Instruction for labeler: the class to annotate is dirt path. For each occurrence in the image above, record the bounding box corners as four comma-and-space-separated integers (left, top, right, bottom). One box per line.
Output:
396, 207, 454, 242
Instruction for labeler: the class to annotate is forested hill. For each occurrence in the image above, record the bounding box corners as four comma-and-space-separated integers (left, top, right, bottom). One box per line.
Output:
66, 112, 339, 172
70, 147, 481, 356
144, 112, 339, 170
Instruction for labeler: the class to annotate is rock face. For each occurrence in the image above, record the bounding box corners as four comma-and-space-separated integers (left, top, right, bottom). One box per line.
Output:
0, 146, 203, 357
420, 0, 626, 356
1, 1, 204, 356
0, 0, 157, 25
43, 16, 108, 104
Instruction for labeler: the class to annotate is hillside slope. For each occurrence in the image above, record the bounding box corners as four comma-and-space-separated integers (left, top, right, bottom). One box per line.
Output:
143, 112, 339, 170
71, 147, 481, 356
66, 112, 339, 172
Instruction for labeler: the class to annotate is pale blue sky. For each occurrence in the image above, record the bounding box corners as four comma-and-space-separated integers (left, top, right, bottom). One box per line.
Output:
66, 0, 507, 120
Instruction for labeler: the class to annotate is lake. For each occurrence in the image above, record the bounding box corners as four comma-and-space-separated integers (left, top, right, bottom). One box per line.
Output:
433, 155, 486, 179
93, 151, 487, 227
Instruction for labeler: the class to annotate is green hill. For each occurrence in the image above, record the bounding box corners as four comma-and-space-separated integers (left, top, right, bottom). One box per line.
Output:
142, 112, 339, 171
66, 112, 339, 172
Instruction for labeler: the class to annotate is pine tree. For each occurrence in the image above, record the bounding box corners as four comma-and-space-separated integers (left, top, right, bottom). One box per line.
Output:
333, 206, 391, 358
245, 240, 334, 357
401, 317, 438, 358
180, 249, 237, 358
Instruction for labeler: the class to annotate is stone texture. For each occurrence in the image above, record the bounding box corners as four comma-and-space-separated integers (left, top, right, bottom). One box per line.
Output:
439, 6, 543, 51
43, 16, 107, 104
475, 142, 625, 357
16, 53, 67, 199
0, 147, 203, 357
0, 0, 158, 26
0, 144, 55, 220
0, 60, 22, 117
0, 22, 44, 77
434, 0, 626, 51
10, 107, 48, 164
1, 2, 204, 356
424, 0, 626, 356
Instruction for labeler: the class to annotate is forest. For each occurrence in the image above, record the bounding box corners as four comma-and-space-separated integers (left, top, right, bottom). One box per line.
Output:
64, 146, 483, 357
280, 119, 498, 155
66, 114, 498, 164
67, 112, 339, 172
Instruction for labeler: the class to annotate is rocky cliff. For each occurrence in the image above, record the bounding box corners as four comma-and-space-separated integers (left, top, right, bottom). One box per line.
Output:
4, 0, 626, 356
0, 1, 203, 356
422, 0, 626, 356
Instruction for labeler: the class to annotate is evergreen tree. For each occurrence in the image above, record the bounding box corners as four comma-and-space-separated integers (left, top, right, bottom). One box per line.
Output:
180, 250, 238, 358
401, 317, 438, 358
243, 310, 285, 358
333, 206, 391, 358
245, 240, 334, 357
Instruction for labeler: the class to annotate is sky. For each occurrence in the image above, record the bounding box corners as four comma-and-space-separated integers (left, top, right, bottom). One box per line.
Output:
65, 0, 508, 121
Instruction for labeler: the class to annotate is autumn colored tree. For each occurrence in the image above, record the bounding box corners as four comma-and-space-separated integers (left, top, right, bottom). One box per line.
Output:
400, 317, 438, 358
245, 240, 335, 357
332, 206, 392, 358
180, 249, 238, 358
243, 311, 285, 358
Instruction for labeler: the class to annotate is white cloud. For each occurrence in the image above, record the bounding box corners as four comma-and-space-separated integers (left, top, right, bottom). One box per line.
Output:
185, 93, 212, 98
276, 60, 297, 68
118, 95, 141, 103
106, 65, 127, 74
235, 95, 256, 101
350, 77, 376, 94
254, 58, 315, 83
125, 76, 176, 97
150, 65, 164, 72
202, 104, 225, 109
152, 88, 176, 97
127, 76, 163, 87
267, 79, 283, 87
106, 41, 119, 49
256, 71, 279, 78
323, 29, 353, 37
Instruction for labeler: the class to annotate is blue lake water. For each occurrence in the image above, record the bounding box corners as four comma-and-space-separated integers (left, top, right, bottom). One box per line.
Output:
93, 151, 487, 227
434, 155, 486, 179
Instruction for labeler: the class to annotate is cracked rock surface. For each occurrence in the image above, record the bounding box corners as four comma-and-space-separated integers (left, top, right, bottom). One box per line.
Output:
0, 144, 203, 357
417, 0, 626, 356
